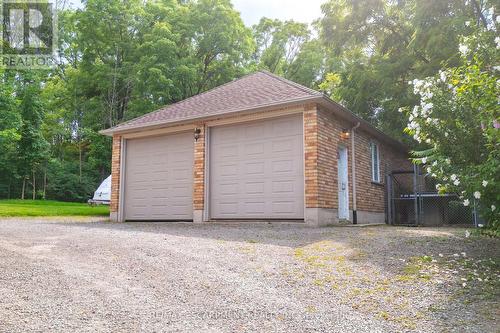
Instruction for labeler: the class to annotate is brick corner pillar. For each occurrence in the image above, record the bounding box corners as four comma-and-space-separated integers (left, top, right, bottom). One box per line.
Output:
110, 135, 122, 222
303, 105, 337, 227
193, 125, 206, 223
303, 105, 321, 226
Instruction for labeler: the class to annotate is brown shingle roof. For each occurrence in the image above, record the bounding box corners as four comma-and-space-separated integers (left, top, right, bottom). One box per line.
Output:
100, 70, 407, 152
102, 71, 322, 134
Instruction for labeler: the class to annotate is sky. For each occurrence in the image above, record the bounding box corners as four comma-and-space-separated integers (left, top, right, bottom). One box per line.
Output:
232, 0, 325, 26
65, 0, 326, 26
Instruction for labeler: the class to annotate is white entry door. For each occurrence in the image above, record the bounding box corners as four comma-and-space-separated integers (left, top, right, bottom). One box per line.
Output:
338, 147, 349, 220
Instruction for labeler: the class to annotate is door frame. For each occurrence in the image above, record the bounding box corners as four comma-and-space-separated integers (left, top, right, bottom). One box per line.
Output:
338, 145, 350, 220
118, 137, 126, 222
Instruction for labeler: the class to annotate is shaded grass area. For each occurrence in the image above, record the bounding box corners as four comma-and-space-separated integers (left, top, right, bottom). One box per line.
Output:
288, 228, 499, 331
0, 200, 109, 217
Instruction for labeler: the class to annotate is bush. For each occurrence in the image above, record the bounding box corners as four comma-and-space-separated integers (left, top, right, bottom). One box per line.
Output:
402, 29, 499, 230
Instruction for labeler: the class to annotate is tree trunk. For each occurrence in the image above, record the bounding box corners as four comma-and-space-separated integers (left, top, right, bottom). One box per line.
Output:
43, 168, 47, 199
32, 169, 36, 200
79, 141, 83, 182
470, 0, 488, 28
21, 177, 26, 200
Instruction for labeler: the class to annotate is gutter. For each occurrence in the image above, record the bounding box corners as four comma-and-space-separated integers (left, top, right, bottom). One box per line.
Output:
351, 122, 361, 224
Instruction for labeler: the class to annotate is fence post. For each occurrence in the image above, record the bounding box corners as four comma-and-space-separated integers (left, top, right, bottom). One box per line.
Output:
386, 174, 392, 225
413, 164, 419, 226
473, 199, 478, 227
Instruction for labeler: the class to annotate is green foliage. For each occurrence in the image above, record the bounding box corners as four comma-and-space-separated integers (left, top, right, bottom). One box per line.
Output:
0, 0, 254, 202
252, 17, 323, 88
17, 74, 50, 179
317, 0, 495, 142
0, 70, 21, 197
403, 29, 499, 230
45, 158, 96, 202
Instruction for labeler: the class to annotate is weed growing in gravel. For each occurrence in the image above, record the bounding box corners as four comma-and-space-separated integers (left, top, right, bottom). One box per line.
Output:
291, 240, 427, 330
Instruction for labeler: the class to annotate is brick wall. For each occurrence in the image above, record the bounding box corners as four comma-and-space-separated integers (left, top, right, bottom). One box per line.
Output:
353, 129, 412, 212
304, 105, 319, 208
110, 135, 121, 213
353, 131, 386, 212
317, 108, 350, 209
312, 105, 410, 213
193, 125, 205, 211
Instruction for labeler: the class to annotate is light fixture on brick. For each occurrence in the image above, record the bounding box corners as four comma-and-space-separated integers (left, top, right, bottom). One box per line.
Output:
194, 128, 202, 141
341, 129, 350, 139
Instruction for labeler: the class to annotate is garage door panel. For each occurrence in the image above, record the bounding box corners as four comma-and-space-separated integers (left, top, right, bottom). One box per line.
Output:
219, 145, 238, 158
245, 124, 265, 138
272, 201, 296, 214
272, 116, 302, 132
272, 139, 294, 153
245, 162, 265, 175
218, 164, 238, 176
244, 202, 265, 214
272, 159, 295, 173
272, 180, 295, 193
245, 142, 265, 155
219, 182, 239, 195
244, 182, 265, 194
210, 115, 304, 219
124, 132, 193, 221
218, 202, 238, 215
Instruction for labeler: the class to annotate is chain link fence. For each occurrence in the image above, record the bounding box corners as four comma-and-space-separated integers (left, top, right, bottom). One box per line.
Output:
387, 167, 475, 226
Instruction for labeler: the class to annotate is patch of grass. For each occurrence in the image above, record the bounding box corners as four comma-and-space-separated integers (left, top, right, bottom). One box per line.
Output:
398, 256, 436, 282
403, 263, 421, 275
0, 200, 109, 217
446, 256, 500, 301
305, 305, 317, 313
313, 279, 325, 286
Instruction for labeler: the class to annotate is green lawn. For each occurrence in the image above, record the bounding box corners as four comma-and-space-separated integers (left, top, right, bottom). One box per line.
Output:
0, 200, 109, 217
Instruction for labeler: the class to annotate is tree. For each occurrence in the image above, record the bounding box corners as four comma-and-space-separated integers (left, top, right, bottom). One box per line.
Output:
0, 70, 21, 198
130, 0, 254, 119
16, 73, 49, 199
186, 0, 255, 95
0, 0, 256, 201
318, 0, 495, 142
252, 18, 324, 88
402, 28, 499, 231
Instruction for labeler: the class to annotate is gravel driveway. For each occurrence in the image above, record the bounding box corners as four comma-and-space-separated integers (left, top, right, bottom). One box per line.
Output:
0, 218, 498, 332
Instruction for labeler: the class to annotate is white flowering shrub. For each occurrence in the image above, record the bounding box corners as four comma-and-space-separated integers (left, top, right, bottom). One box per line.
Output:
401, 29, 499, 231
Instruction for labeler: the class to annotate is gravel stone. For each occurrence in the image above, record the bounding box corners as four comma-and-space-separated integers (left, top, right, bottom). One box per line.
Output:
0, 219, 497, 332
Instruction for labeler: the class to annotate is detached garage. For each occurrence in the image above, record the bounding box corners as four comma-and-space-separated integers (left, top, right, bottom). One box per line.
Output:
102, 71, 410, 226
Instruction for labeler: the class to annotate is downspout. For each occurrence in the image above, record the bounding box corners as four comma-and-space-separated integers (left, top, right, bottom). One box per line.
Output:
351, 122, 361, 224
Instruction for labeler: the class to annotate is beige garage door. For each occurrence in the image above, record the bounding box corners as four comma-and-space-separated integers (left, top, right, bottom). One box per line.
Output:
124, 132, 193, 221
210, 115, 304, 219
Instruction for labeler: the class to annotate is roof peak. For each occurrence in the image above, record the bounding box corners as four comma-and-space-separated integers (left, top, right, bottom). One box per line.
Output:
256, 70, 322, 96
105, 70, 321, 132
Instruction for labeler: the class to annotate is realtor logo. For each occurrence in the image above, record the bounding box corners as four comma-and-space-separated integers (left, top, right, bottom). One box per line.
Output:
1, 0, 57, 68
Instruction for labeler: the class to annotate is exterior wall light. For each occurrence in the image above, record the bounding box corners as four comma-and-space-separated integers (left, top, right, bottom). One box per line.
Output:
341, 129, 350, 140
194, 128, 202, 141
